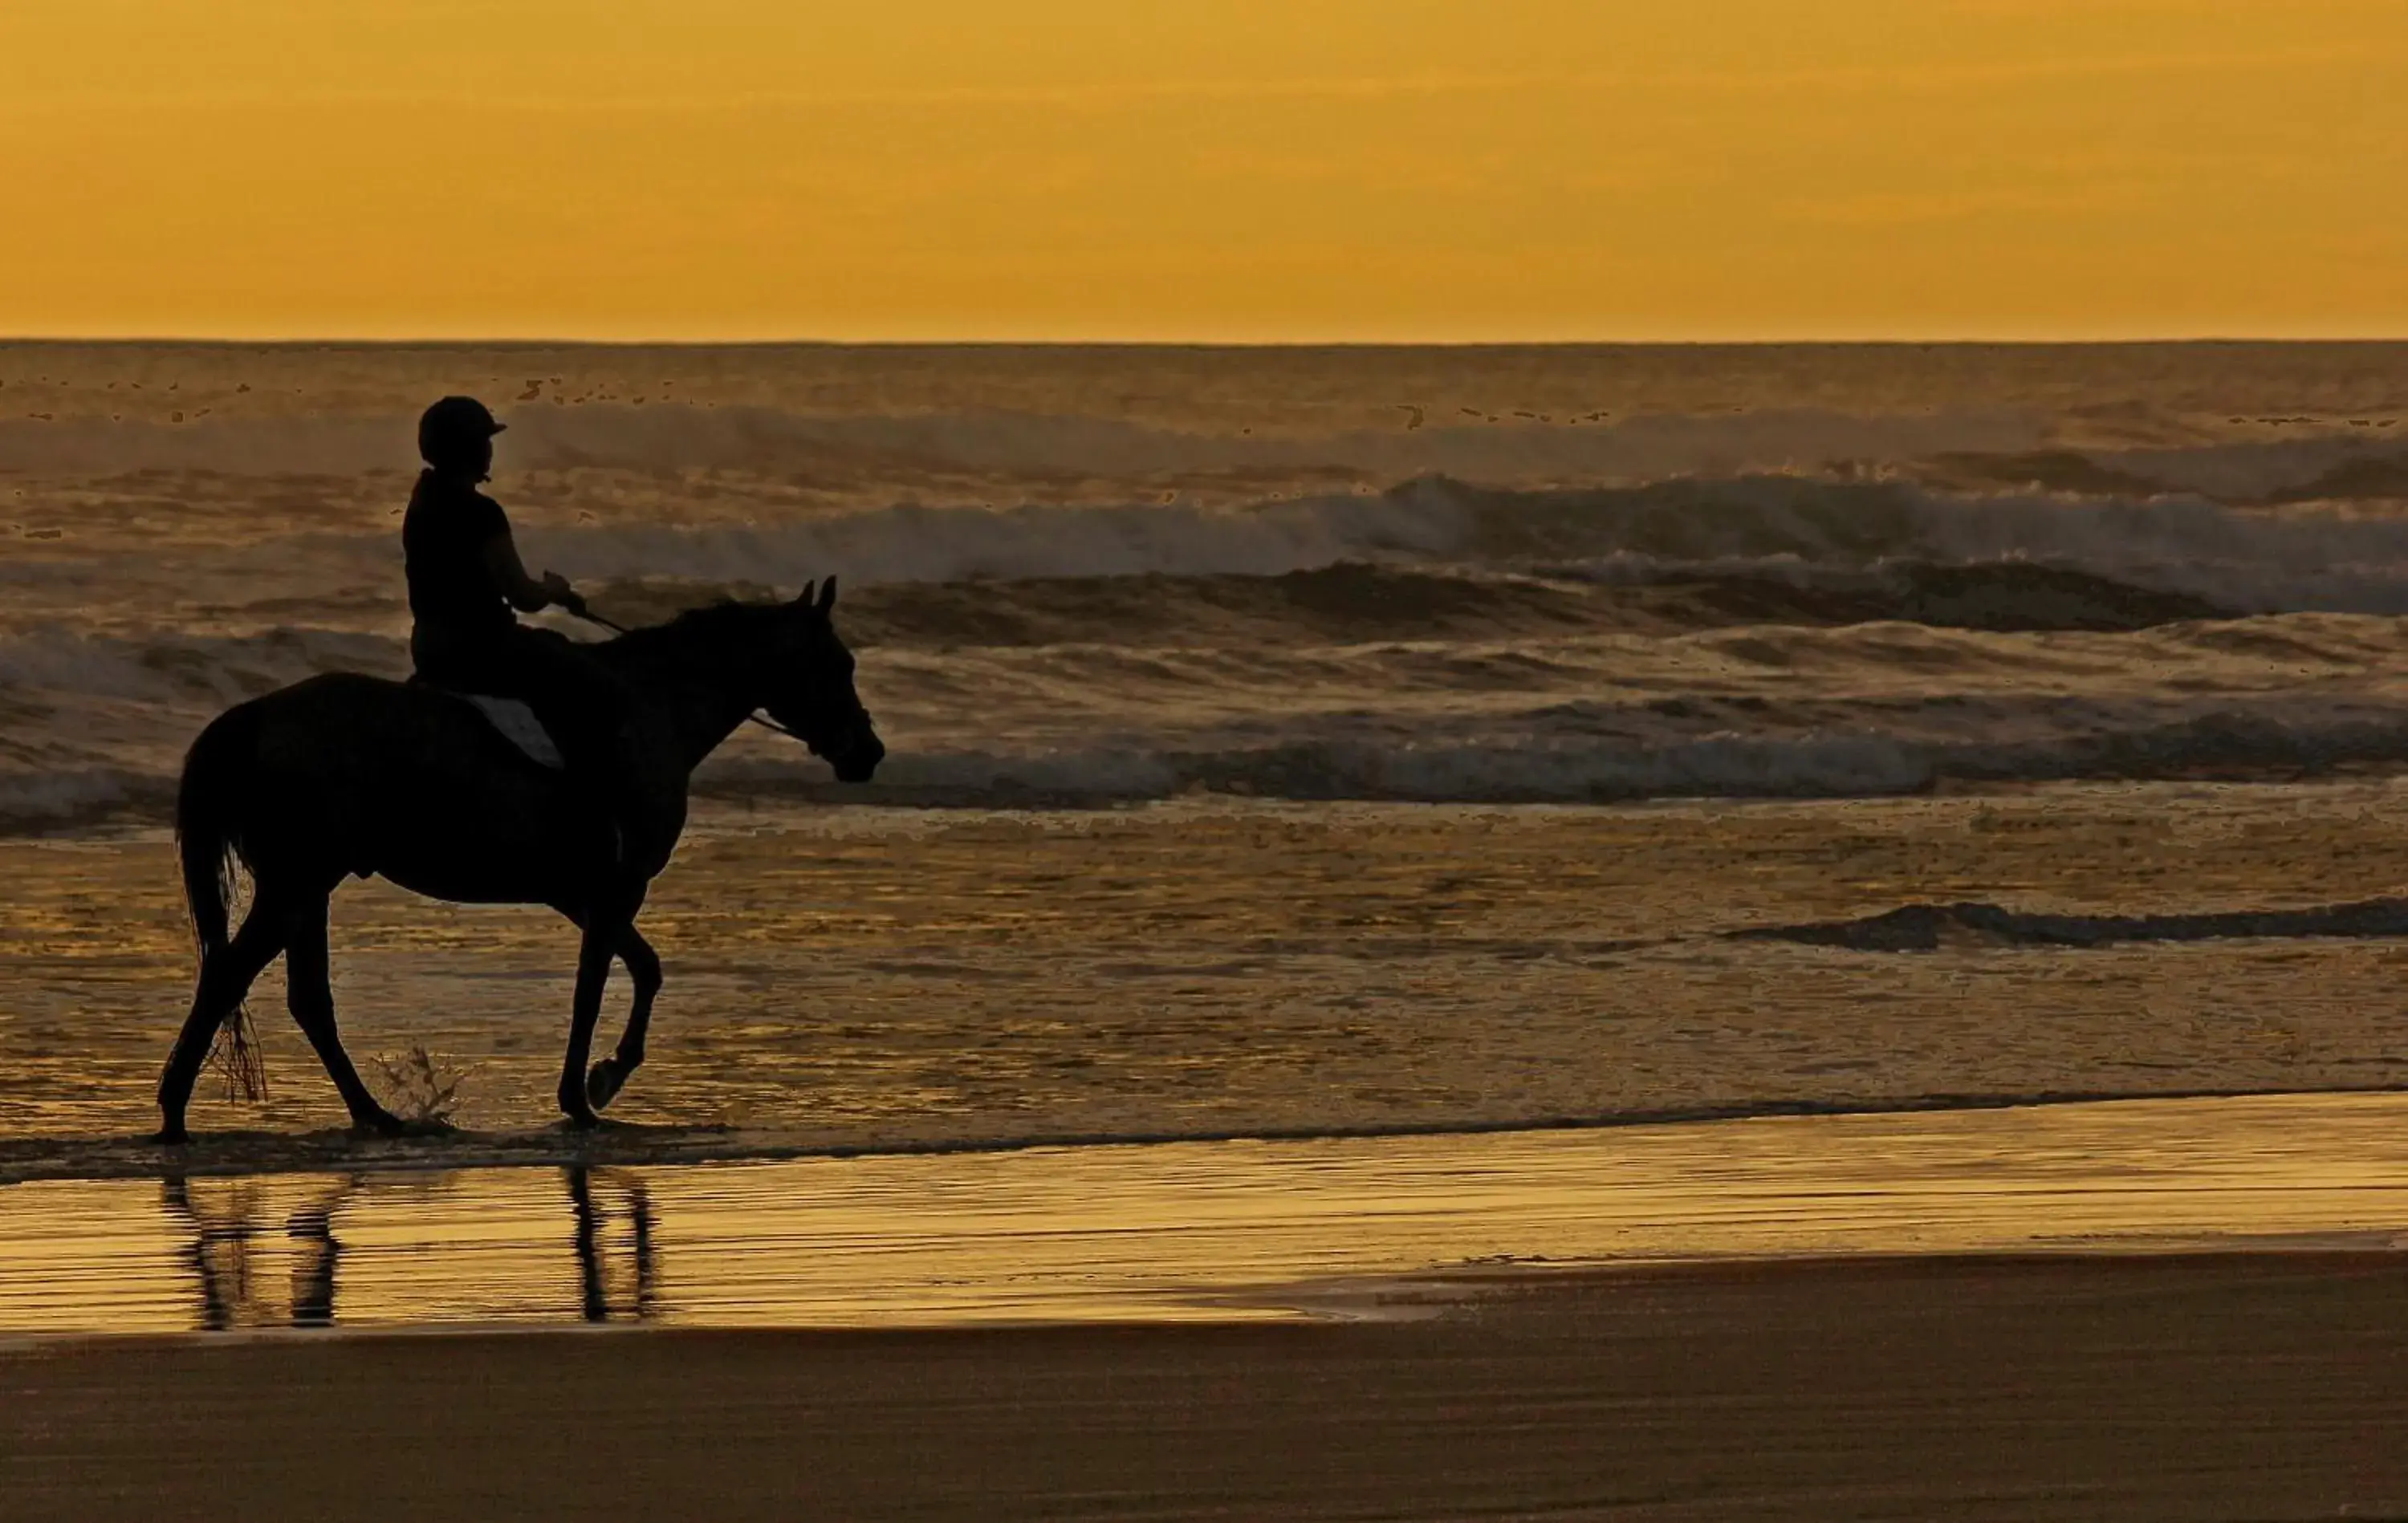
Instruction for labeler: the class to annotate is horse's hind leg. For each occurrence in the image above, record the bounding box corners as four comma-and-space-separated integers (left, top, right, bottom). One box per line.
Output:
283, 891, 406, 1137
584, 925, 661, 1112
157, 894, 291, 1143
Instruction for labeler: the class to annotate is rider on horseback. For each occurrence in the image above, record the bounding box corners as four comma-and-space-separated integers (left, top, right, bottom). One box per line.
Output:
403, 396, 637, 852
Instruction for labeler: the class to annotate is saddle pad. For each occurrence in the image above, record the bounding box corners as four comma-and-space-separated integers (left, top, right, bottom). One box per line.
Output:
462, 694, 566, 770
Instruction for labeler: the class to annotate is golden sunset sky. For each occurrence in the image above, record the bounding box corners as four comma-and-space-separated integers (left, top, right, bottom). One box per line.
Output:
4, 0, 2403, 341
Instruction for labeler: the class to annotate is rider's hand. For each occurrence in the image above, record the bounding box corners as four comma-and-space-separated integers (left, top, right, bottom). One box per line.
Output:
542, 571, 580, 611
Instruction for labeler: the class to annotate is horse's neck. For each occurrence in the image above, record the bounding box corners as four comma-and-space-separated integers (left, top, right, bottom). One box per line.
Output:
606, 622, 767, 777
652, 683, 758, 777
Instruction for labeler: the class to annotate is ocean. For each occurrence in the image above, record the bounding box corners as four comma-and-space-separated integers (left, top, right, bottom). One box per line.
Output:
5, 340, 2408, 1162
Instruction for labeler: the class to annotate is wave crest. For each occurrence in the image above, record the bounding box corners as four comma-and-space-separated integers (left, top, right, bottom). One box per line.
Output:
1739, 897, 2408, 952
525, 473, 2408, 617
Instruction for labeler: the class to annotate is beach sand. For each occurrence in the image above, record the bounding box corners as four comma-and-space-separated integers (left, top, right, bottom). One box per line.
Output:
6, 1095, 2407, 1520
6, 1253, 2405, 1522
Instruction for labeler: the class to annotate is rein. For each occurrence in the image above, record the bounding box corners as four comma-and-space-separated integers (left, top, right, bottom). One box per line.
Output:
567, 603, 813, 746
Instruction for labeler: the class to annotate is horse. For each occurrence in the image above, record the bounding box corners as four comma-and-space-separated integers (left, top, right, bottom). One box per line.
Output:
157, 578, 883, 1143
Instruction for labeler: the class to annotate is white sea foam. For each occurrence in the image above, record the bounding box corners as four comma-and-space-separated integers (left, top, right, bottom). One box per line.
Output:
14, 474, 2406, 632
9, 345, 2408, 838
498, 474, 2408, 615
690, 699, 2408, 807
14, 611, 2408, 834
12, 696, 2407, 835
0, 769, 169, 832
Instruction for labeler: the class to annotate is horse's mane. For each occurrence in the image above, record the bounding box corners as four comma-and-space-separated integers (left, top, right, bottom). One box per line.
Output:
597, 599, 780, 668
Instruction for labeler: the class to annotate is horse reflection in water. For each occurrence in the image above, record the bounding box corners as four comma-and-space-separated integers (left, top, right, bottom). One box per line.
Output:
162, 1168, 657, 1330
568, 1168, 660, 1323
162, 1176, 348, 1330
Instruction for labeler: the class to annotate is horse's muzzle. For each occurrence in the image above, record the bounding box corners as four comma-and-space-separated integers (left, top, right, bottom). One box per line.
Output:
830, 731, 885, 785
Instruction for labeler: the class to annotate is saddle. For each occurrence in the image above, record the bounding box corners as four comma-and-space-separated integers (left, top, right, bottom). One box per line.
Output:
462, 694, 566, 770
409, 680, 566, 771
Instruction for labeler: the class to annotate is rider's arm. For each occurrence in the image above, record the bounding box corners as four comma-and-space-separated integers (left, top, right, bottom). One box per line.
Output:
481, 530, 576, 613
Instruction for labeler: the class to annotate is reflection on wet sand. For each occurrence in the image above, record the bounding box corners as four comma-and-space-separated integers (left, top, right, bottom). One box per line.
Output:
163, 1177, 348, 1330
161, 1169, 657, 1331
3, 1092, 2406, 1338
568, 1170, 657, 1324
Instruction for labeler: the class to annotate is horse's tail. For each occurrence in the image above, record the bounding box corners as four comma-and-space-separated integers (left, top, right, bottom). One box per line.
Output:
176, 703, 267, 1100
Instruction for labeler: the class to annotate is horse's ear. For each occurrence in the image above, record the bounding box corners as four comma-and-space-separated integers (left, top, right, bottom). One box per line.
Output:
817, 575, 839, 613
795, 579, 816, 608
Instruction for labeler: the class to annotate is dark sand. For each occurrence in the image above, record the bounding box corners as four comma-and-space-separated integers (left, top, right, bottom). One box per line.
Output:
6, 1253, 2404, 1522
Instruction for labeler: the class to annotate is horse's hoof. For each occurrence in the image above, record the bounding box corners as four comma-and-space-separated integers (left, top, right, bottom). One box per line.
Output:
155, 1125, 191, 1146
352, 1111, 412, 1139
558, 1085, 602, 1129
585, 1060, 626, 1111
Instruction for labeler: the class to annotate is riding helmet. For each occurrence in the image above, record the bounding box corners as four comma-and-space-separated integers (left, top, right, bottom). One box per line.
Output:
417, 395, 507, 466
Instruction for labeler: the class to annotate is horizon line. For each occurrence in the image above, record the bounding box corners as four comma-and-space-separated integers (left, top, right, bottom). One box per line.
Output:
7, 333, 2408, 350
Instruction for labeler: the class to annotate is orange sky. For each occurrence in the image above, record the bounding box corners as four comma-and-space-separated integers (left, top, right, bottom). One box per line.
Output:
4, 1, 2404, 342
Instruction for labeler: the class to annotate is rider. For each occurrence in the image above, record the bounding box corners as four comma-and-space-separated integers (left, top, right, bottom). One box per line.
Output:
403, 396, 637, 851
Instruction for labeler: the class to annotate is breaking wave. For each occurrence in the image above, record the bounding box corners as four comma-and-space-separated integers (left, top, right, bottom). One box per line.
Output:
689, 705, 2408, 810
10, 373, 2408, 837
10, 601, 2408, 833
516, 475, 2408, 616
1739, 897, 2408, 952
609, 560, 2235, 650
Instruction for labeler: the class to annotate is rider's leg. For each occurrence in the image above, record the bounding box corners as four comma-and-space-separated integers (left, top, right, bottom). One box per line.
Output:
486, 627, 643, 847
425, 625, 639, 859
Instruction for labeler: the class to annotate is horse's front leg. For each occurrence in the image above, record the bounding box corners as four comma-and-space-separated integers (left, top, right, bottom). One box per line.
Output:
286, 891, 408, 1137
558, 922, 620, 1127
584, 925, 661, 1112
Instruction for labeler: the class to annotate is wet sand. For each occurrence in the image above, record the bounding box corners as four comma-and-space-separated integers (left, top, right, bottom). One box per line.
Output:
6, 1253, 2406, 1522
3, 1094, 2405, 1517
6, 1093, 2407, 1334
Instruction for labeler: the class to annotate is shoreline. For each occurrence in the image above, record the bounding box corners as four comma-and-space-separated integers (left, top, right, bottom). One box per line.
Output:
8, 1091, 2406, 1338
9, 1082, 2408, 1188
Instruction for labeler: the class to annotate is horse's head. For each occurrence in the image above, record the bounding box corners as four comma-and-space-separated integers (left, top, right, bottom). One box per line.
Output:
762, 578, 885, 783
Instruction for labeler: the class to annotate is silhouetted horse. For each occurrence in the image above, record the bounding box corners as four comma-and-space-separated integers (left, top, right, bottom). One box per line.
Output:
158, 579, 881, 1143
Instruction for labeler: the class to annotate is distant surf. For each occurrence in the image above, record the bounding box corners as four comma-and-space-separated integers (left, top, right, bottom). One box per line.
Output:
6, 342, 2408, 832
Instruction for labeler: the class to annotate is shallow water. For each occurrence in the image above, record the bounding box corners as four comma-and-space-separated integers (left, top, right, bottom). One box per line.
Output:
7, 787, 2408, 1151
3, 1094, 2403, 1336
